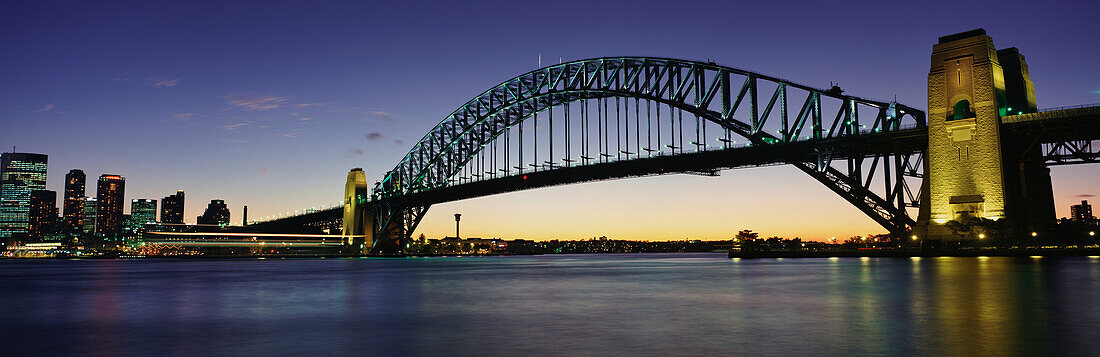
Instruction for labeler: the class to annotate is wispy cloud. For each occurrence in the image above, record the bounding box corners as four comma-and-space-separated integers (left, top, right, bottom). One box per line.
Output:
222, 122, 251, 130
226, 94, 289, 110
279, 131, 301, 138
260, 168, 271, 175
172, 113, 195, 122
296, 102, 326, 108
29, 104, 55, 113
348, 148, 364, 155
150, 78, 181, 88
371, 111, 395, 121
221, 137, 249, 144
393, 139, 405, 146
298, 117, 313, 124
365, 132, 383, 141
1078, 194, 1096, 198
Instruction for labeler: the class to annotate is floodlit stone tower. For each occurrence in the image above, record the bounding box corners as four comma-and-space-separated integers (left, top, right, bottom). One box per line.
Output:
921, 29, 1009, 240
343, 168, 372, 252
917, 29, 1053, 240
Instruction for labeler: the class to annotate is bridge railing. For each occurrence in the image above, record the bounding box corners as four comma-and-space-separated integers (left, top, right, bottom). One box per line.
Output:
1038, 102, 1100, 112
247, 202, 344, 225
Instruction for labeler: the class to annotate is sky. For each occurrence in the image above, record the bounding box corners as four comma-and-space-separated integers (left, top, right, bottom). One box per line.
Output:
1, 0, 1098, 241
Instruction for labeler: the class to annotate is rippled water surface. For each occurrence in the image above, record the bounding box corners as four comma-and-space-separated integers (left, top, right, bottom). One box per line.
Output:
2, 254, 1099, 356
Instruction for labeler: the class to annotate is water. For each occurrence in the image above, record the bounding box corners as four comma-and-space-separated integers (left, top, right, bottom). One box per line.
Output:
2, 254, 1098, 356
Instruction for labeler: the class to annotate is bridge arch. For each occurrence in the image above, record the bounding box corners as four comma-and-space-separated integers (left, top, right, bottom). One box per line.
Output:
368, 57, 926, 252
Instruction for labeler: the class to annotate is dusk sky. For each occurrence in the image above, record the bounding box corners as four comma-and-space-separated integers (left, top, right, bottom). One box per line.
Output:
2, 0, 1097, 241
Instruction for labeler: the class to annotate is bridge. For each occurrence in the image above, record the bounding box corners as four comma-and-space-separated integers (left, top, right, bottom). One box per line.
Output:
249, 29, 1100, 256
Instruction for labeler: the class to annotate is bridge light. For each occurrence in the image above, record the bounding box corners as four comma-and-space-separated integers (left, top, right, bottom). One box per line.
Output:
522, 175, 527, 180
979, 233, 985, 239
1090, 231, 1095, 236
911, 235, 918, 240
1032, 232, 1038, 237
1007, 107, 1013, 111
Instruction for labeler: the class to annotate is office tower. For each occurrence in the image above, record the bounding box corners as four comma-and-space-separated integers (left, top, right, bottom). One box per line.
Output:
1071, 201, 1095, 223
130, 199, 157, 226
0, 152, 48, 239
161, 190, 184, 224
63, 169, 86, 230
28, 190, 57, 240
197, 199, 230, 225
95, 174, 125, 236
82, 197, 97, 233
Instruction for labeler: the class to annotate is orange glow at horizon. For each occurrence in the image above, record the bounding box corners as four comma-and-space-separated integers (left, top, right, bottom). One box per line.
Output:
414, 166, 889, 242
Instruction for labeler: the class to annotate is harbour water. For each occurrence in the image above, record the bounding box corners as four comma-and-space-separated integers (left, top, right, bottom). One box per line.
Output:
1, 254, 1098, 356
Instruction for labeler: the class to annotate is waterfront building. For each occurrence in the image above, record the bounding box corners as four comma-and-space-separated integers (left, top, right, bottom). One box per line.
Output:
95, 174, 125, 236
63, 169, 86, 230
82, 197, 97, 233
28, 190, 57, 240
130, 199, 157, 226
0, 152, 48, 239
161, 190, 184, 224
197, 199, 230, 225
1071, 201, 1095, 224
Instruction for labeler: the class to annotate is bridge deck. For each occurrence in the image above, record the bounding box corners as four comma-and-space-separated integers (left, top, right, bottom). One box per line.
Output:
388, 128, 927, 207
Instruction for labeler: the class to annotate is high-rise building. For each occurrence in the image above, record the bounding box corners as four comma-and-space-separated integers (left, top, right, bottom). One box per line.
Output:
197, 199, 230, 225
28, 190, 57, 240
130, 199, 157, 226
1, 152, 48, 239
95, 174, 125, 236
82, 197, 97, 233
1071, 201, 1095, 223
161, 190, 184, 224
63, 169, 86, 230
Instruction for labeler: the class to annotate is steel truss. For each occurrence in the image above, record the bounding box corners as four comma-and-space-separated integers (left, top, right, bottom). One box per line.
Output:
1043, 140, 1100, 165
371, 57, 927, 251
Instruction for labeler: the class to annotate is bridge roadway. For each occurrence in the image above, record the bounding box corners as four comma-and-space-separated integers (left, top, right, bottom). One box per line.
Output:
385, 127, 928, 207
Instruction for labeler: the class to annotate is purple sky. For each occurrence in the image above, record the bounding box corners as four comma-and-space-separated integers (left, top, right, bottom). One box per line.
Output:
2, 0, 1098, 240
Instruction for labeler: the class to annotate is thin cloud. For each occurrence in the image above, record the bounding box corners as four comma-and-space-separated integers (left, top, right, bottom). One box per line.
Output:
299, 117, 313, 124
365, 132, 383, 141
222, 122, 250, 130
393, 139, 405, 146
172, 113, 195, 122
29, 104, 55, 113
371, 111, 395, 121
221, 137, 249, 144
279, 131, 301, 138
296, 102, 326, 108
150, 78, 181, 88
348, 148, 364, 155
1078, 194, 1096, 198
260, 168, 271, 175
226, 94, 289, 110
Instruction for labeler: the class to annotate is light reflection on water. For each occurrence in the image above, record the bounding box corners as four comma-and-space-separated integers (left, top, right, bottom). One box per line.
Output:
0, 254, 1098, 356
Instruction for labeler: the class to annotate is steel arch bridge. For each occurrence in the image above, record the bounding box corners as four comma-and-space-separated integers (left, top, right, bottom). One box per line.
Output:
361, 57, 927, 255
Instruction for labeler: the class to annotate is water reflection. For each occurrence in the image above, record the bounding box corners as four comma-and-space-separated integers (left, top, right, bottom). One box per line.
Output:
0, 255, 1097, 355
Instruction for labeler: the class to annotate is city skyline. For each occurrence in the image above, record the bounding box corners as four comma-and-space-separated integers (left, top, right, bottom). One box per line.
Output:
2, 1, 1098, 241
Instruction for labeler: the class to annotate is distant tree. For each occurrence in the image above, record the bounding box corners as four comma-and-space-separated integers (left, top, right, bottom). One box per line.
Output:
734, 230, 758, 243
